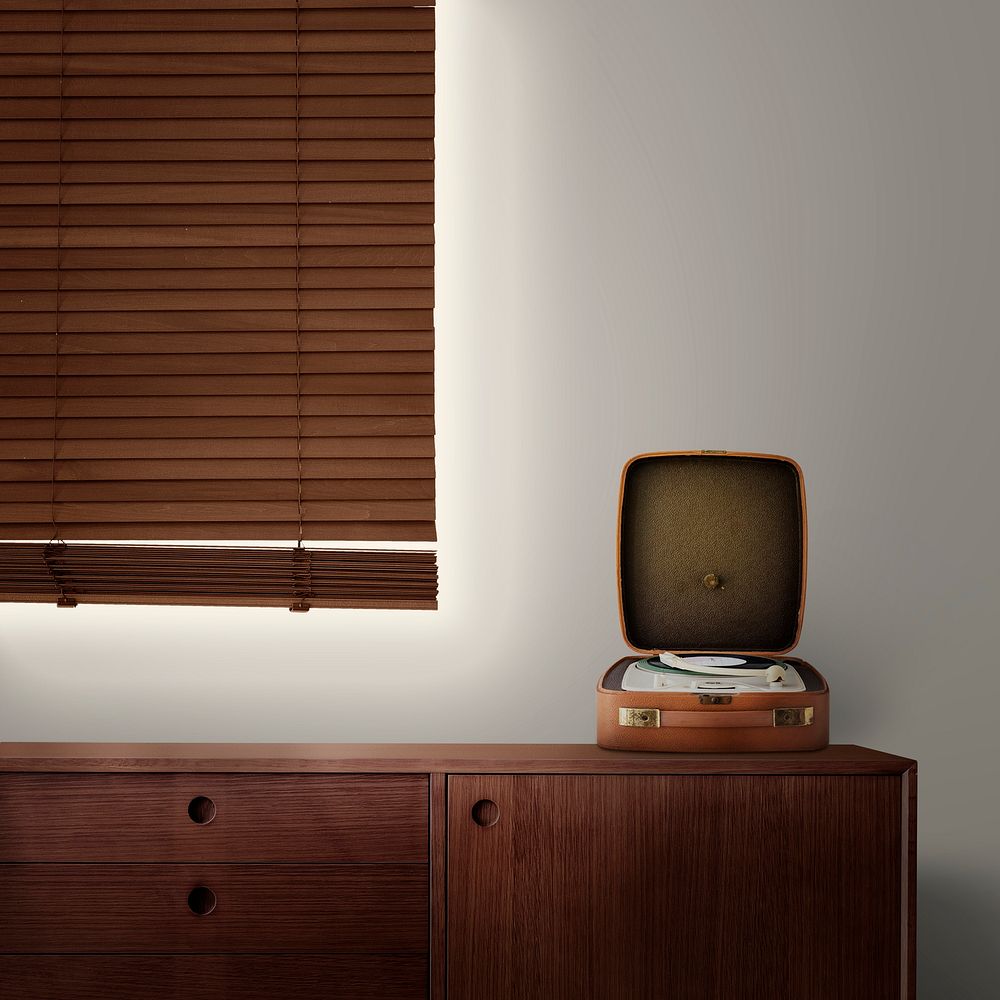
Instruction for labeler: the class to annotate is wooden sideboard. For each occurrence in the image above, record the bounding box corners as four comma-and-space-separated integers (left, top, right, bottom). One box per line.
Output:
0, 743, 915, 999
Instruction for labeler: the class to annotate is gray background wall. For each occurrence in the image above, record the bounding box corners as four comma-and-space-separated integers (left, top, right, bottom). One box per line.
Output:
1, 1, 998, 993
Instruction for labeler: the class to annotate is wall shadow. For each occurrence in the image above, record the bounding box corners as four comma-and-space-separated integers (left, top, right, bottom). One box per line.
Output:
919, 864, 1000, 997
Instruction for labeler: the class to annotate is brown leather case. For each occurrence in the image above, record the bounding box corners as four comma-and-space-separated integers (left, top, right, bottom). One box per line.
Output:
596, 451, 830, 752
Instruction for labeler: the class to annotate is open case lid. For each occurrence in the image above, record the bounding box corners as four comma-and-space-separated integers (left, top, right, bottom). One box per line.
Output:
618, 451, 806, 654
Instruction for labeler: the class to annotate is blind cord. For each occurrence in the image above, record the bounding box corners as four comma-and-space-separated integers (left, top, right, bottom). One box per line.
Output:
292, 0, 306, 549
46, 0, 75, 607
48, 0, 66, 547
290, 0, 313, 611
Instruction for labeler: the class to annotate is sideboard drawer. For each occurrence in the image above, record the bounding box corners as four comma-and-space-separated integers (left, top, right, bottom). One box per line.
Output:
0, 954, 428, 1000
0, 773, 428, 862
0, 863, 428, 953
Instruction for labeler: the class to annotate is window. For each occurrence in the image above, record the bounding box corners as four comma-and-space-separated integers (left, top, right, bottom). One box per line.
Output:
0, 0, 436, 609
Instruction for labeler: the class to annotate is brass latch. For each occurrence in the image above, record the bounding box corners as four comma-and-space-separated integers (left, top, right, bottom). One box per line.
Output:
619, 708, 660, 728
773, 707, 814, 728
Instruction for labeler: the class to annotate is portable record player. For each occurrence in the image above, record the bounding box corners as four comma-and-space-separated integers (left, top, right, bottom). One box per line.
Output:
596, 451, 829, 752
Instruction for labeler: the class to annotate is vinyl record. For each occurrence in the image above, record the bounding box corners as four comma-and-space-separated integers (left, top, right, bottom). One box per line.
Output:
636, 654, 776, 676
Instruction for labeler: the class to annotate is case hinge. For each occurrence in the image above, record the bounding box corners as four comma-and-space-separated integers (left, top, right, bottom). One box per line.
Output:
619, 707, 660, 728
772, 707, 814, 727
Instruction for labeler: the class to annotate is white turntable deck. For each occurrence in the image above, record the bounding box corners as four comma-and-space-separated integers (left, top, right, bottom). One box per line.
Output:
621, 654, 807, 695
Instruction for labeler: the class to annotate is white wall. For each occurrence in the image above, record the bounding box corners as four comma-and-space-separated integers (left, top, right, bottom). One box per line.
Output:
2, 1, 999, 992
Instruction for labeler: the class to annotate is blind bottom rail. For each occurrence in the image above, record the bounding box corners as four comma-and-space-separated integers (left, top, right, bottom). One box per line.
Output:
0, 543, 437, 611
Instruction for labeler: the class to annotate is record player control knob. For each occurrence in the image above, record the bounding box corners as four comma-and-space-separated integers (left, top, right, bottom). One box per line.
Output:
703, 573, 723, 590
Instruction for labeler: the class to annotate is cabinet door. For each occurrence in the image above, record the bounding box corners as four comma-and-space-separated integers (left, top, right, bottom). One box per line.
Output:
448, 775, 902, 1000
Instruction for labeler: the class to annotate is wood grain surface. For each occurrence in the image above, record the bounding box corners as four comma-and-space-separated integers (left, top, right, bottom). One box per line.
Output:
448, 774, 904, 1000
0, 742, 917, 774
0, 954, 427, 1000
0, 773, 428, 862
0, 747, 915, 999
0, 863, 427, 953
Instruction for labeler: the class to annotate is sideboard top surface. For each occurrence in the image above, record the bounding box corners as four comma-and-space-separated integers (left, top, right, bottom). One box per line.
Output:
0, 743, 915, 775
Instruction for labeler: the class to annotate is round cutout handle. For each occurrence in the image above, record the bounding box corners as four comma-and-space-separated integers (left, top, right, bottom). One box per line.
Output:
187, 796, 217, 825
471, 798, 500, 828
187, 886, 217, 916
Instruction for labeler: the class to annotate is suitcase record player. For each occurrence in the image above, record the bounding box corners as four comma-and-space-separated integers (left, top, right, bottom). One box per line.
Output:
596, 451, 830, 752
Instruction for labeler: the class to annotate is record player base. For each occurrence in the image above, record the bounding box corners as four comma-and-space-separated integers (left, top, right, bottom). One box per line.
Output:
0, 743, 914, 1000
597, 656, 830, 752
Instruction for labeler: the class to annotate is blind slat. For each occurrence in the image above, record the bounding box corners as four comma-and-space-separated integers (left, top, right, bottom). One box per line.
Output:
2, 414, 435, 438
5, 333, 434, 354
0, 457, 435, 481
1, 163, 297, 186
56, 161, 434, 182
56, 138, 433, 159
58, 1, 435, 9
11, 287, 433, 310
2, 309, 433, 332
0, 595, 436, 610
8, 266, 433, 290
53, 119, 434, 139
0, 499, 436, 522
62, 10, 294, 30
0, 244, 434, 270
0, 373, 434, 395
29, 95, 431, 117
0, 439, 436, 461
1, 308, 434, 332
2, 207, 415, 227
10, 224, 432, 247
62, 96, 298, 116
55, 73, 434, 97
0, 245, 432, 267
64, 8, 434, 31
0, 522, 437, 541
0, 395, 432, 419
2, 479, 435, 501
6, 329, 433, 349
1, 352, 433, 376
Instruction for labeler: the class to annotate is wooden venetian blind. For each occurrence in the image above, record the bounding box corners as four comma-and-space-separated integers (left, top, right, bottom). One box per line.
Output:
0, 0, 436, 610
